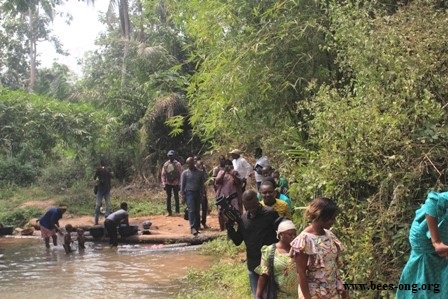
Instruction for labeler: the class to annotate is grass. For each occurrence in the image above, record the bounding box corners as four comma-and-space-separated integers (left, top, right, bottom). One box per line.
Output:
0, 185, 53, 226
0, 183, 168, 227
177, 237, 252, 299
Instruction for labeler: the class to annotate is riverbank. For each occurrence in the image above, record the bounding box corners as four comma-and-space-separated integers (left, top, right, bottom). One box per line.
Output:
9, 211, 225, 245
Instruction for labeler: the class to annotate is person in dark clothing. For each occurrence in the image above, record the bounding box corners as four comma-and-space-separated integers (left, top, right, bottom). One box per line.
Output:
39, 206, 67, 248
94, 159, 114, 225
181, 157, 206, 236
195, 157, 210, 229
226, 190, 279, 297
161, 150, 182, 216
104, 202, 129, 247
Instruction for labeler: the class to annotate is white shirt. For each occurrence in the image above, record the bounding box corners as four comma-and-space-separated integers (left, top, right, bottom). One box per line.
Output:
254, 156, 269, 183
232, 156, 252, 179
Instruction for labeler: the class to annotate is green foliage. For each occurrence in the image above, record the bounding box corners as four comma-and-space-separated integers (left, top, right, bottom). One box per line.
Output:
0, 206, 42, 227
139, 93, 204, 179
38, 158, 89, 192
200, 235, 246, 256
291, 0, 448, 287
0, 0, 67, 91
34, 63, 75, 100
0, 157, 39, 186
58, 187, 95, 216
2, 0, 448, 293
0, 88, 118, 184
123, 195, 166, 216
174, 0, 331, 147
179, 255, 251, 299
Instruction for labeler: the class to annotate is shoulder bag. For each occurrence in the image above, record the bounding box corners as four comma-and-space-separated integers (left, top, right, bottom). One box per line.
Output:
261, 244, 278, 299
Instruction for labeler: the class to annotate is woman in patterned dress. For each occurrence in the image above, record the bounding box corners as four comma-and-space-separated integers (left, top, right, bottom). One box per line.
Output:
255, 219, 298, 299
291, 198, 348, 299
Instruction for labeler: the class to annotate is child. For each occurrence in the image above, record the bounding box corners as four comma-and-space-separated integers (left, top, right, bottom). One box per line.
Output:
63, 224, 74, 254
76, 228, 86, 251
291, 197, 348, 299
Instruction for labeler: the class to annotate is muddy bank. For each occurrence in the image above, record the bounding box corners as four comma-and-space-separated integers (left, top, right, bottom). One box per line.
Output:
8, 211, 225, 245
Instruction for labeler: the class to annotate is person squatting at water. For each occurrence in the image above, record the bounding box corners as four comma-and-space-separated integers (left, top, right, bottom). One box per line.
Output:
104, 202, 129, 247
38, 205, 67, 248
94, 159, 114, 225
291, 197, 348, 299
226, 190, 279, 297
181, 157, 206, 236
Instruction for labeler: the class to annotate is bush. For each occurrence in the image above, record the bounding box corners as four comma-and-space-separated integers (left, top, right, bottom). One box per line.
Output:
0, 207, 42, 227
38, 158, 88, 193
0, 158, 39, 186
179, 256, 251, 299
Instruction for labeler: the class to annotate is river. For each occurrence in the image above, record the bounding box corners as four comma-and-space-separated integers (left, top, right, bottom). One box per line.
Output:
0, 237, 214, 299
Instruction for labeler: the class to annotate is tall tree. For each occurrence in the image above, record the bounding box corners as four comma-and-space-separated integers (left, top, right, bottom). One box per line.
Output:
106, 0, 131, 88
0, 0, 65, 91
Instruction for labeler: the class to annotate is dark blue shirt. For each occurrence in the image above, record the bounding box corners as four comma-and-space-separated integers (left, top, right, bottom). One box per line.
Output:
39, 208, 63, 230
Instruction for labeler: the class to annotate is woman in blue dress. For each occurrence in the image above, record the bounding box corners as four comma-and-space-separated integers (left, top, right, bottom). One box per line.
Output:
396, 191, 448, 298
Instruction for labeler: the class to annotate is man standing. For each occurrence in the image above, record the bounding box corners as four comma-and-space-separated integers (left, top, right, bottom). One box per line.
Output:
229, 149, 252, 192
161, 150, 182, 216
226, 190, 279, 297
94, 159, 114, 225
38, 206, 67, 248
181, 157, 206, 236
253, 147, 270, 191
195, 157, 210, 229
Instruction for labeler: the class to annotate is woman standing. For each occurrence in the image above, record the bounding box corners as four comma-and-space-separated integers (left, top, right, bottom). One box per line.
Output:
255, 219, 298, 299
291, 197, 348, 299
396, 191, 448, 298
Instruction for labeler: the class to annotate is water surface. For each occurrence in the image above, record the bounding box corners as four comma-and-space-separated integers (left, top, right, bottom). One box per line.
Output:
0, 237, 213, 299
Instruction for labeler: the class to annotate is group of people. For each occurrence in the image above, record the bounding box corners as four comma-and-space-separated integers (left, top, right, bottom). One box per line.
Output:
35, 148, 447, 298
227, 191, 348, 299
38, 201, 129, 251
161, 147, 293, 236
37, 206, 86, 254
160, 148, 350, 298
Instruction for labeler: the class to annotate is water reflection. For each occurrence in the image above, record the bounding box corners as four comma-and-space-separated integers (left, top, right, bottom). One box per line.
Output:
0, 237, 213, 299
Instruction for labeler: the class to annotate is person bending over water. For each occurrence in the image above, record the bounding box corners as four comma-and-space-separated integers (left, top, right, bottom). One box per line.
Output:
104, 202, 129, 247
38, 206, 67, 249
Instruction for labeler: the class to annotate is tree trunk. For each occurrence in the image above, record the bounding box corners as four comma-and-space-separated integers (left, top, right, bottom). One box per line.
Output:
28, 5, 37, 92
120, 0, 131, 89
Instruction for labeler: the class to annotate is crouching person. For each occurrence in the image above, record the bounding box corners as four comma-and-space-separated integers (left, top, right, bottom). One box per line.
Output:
104, 202, 129, 247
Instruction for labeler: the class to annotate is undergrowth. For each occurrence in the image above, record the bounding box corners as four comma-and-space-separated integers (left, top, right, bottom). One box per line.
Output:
179, 237, 252, 299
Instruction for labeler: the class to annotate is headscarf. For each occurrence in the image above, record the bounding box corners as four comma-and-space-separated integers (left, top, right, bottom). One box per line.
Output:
277, 219, 296, 239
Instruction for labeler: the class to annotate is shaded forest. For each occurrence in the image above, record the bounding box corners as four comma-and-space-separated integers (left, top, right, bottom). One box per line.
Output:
1, 0, 448, 290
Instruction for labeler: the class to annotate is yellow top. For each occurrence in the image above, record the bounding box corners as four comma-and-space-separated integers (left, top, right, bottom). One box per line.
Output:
261, 199, 291, 219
